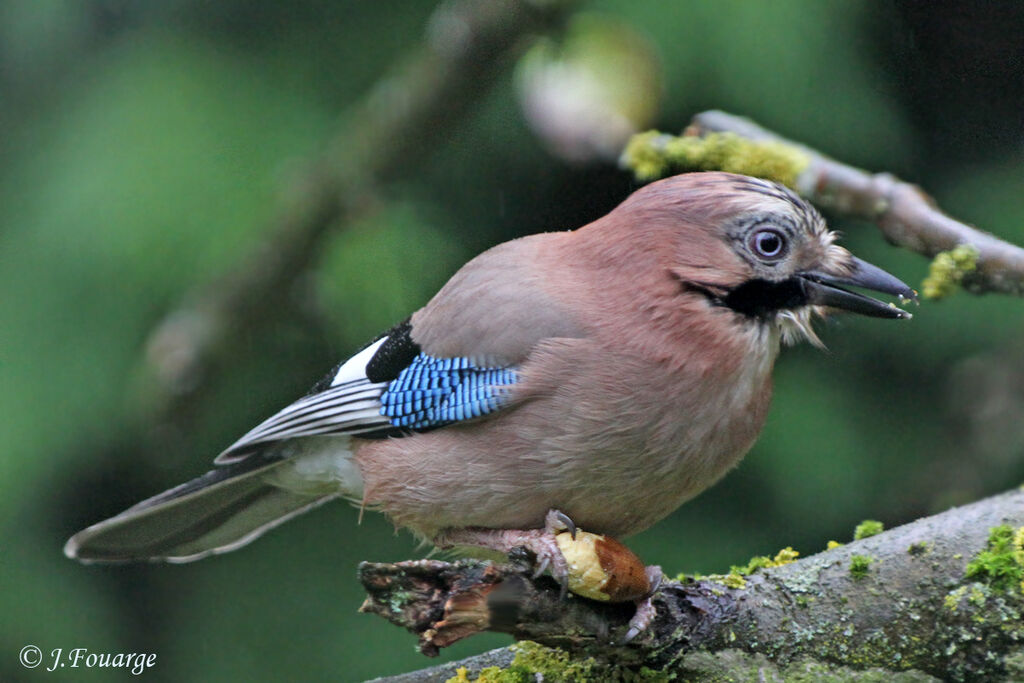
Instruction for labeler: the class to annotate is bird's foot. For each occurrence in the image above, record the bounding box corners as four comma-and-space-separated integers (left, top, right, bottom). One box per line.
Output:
434, 509, 575, 597
623, 565, 663, 643
545, 512, 663, 642
436, 510, 663, 640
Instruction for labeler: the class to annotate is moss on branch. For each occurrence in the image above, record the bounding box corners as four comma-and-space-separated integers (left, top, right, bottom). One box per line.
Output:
853, 520, 885, 540
964, 524, 1024, 593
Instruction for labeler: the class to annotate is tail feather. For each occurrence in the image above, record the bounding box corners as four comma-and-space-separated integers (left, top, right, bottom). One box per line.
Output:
65, 456, 336, 563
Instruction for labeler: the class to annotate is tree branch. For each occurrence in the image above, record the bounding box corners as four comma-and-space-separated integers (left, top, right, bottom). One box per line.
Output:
360, 488, 1024, 681
137, 0, 580, 416
621, 110, 1024, 298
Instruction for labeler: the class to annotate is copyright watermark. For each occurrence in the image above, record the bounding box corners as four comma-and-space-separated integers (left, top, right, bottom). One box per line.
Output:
19, 646, 156, 675
19, 645, 42, 668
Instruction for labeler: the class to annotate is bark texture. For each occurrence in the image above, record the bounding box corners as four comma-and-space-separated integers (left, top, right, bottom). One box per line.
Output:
360, 488, 1024, 681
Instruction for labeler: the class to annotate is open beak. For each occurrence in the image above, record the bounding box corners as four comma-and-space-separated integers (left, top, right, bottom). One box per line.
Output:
799, 257, 917, 319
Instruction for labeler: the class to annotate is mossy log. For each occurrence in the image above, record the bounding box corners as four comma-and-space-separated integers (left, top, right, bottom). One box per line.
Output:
361, 488, 1024, 682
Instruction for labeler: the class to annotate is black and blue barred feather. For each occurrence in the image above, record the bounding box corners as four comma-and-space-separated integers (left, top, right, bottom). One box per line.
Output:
215, 322, 520, 461
380, 353, 518, 430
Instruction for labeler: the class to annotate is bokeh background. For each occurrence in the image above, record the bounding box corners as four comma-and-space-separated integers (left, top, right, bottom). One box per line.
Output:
3, 1, 1024, 680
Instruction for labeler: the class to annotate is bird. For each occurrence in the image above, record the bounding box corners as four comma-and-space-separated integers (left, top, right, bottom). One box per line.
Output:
66, 172, 913, 633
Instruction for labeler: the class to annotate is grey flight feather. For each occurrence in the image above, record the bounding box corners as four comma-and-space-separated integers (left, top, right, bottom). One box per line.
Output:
64, 454, 336, 563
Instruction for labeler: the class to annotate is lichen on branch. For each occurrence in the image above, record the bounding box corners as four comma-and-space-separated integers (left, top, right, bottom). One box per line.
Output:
922, 244, 980, 300
621, 130, 809, 185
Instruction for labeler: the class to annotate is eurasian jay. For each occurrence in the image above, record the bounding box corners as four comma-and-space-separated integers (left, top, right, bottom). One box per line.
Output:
66, 172, 913, 634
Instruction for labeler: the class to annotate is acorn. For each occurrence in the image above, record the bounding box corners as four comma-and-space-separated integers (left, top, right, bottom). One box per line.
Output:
555, 530, 650, 602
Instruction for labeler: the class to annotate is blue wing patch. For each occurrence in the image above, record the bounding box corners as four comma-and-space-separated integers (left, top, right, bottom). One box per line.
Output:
379, 354, 518, 430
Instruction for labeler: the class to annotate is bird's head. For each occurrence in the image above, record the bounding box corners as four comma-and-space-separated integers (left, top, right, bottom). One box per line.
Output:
612, 172, 916, 345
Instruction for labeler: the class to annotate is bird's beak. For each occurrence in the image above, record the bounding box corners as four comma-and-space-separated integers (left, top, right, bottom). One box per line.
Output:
799, 257, 917, 319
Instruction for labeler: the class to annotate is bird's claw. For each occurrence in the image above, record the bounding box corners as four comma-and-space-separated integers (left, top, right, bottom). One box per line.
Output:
545, 508, 577, 540
621, 565, 663, 644
523, 539, 570, 600
531, 554, 550, 579
647, 565, 664, 594
532, 525, 572, 599
542, 509, 575, 597
519, 509, 578, 598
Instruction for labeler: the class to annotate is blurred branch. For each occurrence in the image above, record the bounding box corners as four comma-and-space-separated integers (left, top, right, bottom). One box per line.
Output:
361, 488, 1024, 681
622, 110, 1024, 298
139, 0, 580, 415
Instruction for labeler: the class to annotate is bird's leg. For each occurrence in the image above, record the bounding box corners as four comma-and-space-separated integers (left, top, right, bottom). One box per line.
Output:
623, 565, 664, 642
433, 509, 578, 595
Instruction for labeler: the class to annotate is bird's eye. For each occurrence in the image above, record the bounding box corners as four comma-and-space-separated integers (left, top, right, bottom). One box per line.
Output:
749, 229, 787, 260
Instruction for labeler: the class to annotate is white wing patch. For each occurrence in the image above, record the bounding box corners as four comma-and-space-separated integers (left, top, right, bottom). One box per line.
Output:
213, 336, 394, 464
333, 336, 387, 385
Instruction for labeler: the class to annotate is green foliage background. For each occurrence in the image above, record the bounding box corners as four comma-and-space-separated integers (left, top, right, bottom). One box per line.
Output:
2, 1, 1023, 680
